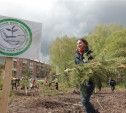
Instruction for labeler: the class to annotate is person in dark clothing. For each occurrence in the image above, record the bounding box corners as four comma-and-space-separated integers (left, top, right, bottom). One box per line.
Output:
54, 78, 58, 90
109, 77, 116, 91
16, 78, 20, 86
75, 38, 98, 113
55, 82, 58, 90
32, 79, 35, 89
11, 78, 17, 90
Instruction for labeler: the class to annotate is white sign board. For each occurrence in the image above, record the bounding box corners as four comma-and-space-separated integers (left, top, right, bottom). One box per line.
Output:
0, 15, 42, 60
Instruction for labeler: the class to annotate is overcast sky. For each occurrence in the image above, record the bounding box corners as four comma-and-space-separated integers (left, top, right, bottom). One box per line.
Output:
0, 0, 126, 62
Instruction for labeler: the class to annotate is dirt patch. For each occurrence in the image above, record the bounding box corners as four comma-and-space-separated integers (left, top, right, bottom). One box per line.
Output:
8, 88, 126, 113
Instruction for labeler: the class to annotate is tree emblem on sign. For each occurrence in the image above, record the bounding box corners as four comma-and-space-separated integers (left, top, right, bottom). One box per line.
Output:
0, 25, 25, 45
6, 25, 18, 37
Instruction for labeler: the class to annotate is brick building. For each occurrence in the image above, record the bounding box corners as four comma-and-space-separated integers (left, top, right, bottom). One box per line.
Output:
0, 57, 51, 79
12, 58, 51, 79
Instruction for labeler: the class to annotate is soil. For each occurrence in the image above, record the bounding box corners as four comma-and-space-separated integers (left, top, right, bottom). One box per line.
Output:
8, 87, 126, 113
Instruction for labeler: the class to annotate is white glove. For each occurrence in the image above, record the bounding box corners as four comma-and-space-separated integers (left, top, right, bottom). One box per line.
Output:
64, 68, 72, 72
83, 59, 88, 63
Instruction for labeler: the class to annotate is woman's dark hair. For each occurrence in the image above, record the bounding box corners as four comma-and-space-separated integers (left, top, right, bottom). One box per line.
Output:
77, 38, 90, 53
77, 38, 88, 47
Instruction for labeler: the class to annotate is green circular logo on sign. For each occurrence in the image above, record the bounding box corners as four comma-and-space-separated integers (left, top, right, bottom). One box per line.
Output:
0, 19, 32, 56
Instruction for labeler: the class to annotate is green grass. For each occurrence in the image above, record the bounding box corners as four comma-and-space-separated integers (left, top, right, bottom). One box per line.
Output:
40, 82, 71, 96
40, 84, 59, 96
116, 82, 126, 88
59, 82, 73, 90
40, 90, 60, 96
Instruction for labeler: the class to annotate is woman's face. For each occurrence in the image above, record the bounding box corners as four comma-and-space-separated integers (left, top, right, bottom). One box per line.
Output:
77, 40, 85, 49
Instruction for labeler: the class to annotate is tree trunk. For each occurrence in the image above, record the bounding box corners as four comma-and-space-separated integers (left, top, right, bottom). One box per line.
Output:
25, 86, 28, 96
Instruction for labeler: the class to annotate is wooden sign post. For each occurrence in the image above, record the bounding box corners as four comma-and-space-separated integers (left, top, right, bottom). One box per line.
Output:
0, 16, 42, 113
0, 57, 13, 113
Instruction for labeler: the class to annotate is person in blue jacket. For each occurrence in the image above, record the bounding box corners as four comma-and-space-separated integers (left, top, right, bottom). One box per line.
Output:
75, 38, 98, 113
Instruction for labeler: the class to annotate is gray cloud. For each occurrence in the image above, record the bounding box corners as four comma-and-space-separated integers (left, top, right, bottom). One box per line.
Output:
41, 0, 126, 62
0, 0, 126, 62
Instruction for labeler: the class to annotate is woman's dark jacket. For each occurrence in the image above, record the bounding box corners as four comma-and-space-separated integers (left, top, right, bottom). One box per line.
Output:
75, 48, 93, 64
75, 48, 94, 85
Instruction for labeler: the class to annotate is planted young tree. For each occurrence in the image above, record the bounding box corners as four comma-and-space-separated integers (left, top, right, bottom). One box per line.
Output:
20, 68, 31, 95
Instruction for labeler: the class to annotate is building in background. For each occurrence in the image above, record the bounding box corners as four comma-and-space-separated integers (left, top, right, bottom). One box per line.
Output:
0, 57, 5, 66
0, 57, 51, 79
